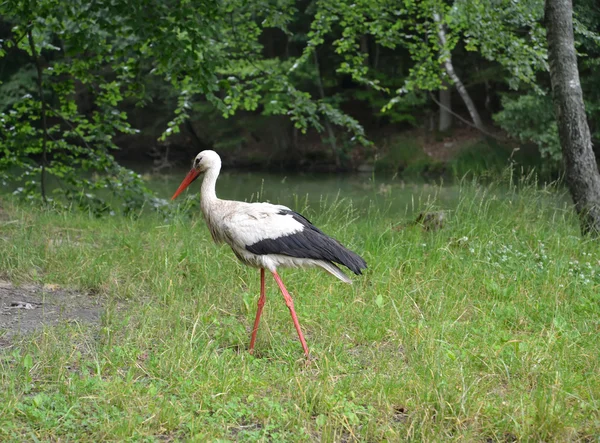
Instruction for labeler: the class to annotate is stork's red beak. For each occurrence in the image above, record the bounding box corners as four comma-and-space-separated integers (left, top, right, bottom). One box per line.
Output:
171, 169, 201, 200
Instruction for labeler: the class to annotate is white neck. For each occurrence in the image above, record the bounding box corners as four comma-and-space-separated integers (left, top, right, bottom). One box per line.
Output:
201, 163, 220, 204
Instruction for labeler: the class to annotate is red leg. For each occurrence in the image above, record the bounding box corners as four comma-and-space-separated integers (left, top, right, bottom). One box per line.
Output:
272, 271, 310, 357
249, 268, 266, 354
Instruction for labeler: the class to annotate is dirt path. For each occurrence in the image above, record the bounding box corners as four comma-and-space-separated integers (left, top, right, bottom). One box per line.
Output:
0, 280, 103, 348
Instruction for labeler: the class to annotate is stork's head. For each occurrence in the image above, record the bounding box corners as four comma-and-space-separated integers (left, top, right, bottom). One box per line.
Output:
171, 150, 221, 200
192, 150, 221, 173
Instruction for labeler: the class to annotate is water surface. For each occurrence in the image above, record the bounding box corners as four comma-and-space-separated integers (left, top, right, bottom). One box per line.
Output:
144, 168, 460, 217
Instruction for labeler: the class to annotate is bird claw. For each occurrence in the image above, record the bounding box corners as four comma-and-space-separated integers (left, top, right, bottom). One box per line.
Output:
301, 353, 317, 366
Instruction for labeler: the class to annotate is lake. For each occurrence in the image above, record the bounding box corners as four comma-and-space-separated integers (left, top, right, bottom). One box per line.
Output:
141, 167, 464, 218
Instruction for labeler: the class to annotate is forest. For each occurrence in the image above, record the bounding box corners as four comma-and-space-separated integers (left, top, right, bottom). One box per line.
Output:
1, 1, 599, 184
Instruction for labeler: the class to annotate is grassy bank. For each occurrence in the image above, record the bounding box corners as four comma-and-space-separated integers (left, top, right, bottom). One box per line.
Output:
0, 179, 599, 441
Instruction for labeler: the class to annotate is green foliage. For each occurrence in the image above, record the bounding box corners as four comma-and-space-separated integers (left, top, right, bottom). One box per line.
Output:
491, 1, 600, 166
0, 0, 370, 209
305, 0, 548, 114
575, 1, 600, 142
493, 92, 561, 162
450, 139, 521, 177
0, 2, 167, 212
353, 79, 426, 126
582, 59, 600, 142
0, 0, 598, 196
0, 66, 37, 111
375, 136, 433, 174
455, 0, 547, 89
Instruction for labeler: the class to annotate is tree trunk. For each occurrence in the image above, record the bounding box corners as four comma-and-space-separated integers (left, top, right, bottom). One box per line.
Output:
313, 50, 341, 168
433, 12, 484, 131
545, 0, 600, 236
360, 35, 370, 67
439, 81, 452, 131
28, 28, 48, 204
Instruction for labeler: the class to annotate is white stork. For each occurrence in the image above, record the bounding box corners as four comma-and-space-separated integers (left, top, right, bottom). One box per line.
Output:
171, 150, 367, 357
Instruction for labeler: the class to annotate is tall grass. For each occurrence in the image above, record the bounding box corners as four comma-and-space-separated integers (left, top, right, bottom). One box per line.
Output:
0, 177, 599, 441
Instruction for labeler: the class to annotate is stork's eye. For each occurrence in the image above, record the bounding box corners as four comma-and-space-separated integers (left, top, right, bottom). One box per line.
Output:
194, 157, 202, 168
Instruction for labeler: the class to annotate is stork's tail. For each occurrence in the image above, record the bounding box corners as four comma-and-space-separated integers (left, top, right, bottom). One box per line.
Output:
329, 242, 367, 276
318, 261, 353, 284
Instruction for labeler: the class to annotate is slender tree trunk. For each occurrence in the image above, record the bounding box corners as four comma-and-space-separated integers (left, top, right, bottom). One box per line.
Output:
28, 28, 48, 203
546, 0, 600, 236
484, 79, 493, 114
433, 12, 484, 131
360, 35, 370, 67
313, 50, 340, 168
439, 81, 452, 131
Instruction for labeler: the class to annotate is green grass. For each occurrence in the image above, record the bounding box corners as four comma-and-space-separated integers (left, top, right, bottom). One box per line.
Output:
449, 139, 547, 180
1, 178, 599, 441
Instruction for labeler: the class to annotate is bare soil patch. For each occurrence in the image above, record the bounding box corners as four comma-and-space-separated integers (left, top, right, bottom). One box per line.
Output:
0, 280, 103, 348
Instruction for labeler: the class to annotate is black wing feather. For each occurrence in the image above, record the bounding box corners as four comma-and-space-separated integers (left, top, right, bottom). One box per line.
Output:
245, 210, 367, 275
